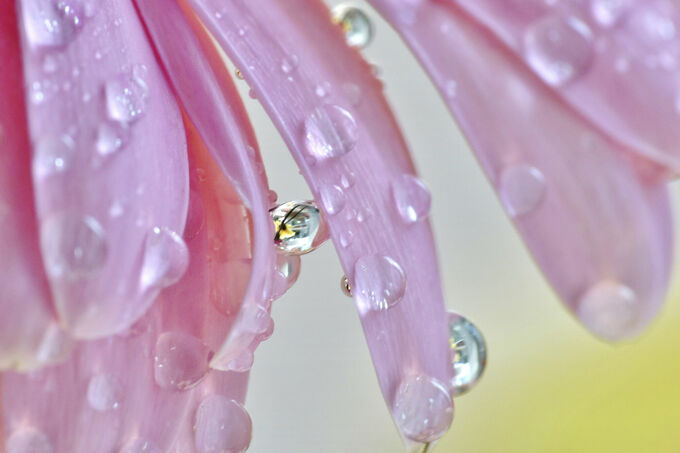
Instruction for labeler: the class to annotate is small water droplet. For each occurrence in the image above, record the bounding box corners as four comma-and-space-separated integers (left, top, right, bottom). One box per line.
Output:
87, 374, 121, 411
227, 349, 255, 372
271, 253, 301, 299
332, 5, 374, 49
499, 164, 546, 217
629, 5, 676, 44
577, 281, 639, 341
339, 170, 355, 189
353, 255, 406, 312
590, 0, 630, 27
6, 428, 53, 453
341, 82, 362, 106
32, 134, 76, 178
444, 80, 457, 98
235, 68, 244, 80
119, 439, 161, 453
339, 229, 354, 248
270, 201, 324, 255
447, 312, 487, 395
341, 275, 352, 297
524, 15, 594, 86
315, 81, 331, 98
391, 174, 431, 224
194, 396, 252, 453
105, 68, 149, 123
267, 189, 278, 205
36, 324, 72, 364
22, 0, 85, 49
392, 375, 454, 443
280, 54, 299, 74
108, 201, 124, 218
139, 227, 189, 293
96, 121, 130, 158
319, 184, 346, 216
248, 88, 257, 99
304, 104, 358, 163
154, 332, 211, 390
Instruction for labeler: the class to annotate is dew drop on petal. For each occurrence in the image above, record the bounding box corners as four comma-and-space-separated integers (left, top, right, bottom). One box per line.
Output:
194, 396, 252, 453
392, 375, 454, 443
303, 104, 358, 162
590, 0, 630, 27
96, 121, 130, 158
270, 201, 323, 255
227, 349, 255, 373
341, 275, 352, 297
499, 164, 546, 217
32, 134, 76, 178
577, 280, 639, 341
139, 227, 189, 293
119, 438, 161, 453
154, 332, 211, 391
353, 255, 406, 312
87, 374, 121, 411
391, 174, 431, 224
280, 54, 299, 74
447, 312, 487, 396
22, 0, 85, 49
332, 5, 374, 49
319, 184, 346, 216
6, 428, 53, 453
271, 254, 302, 300
105, 68, 149, 123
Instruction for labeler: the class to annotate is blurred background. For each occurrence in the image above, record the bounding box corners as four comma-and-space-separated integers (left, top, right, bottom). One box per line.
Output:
230, 2, 680, 451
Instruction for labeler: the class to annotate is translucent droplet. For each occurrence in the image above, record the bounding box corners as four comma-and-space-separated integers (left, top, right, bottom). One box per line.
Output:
392, 375, 454, 443
629, 5, 676, 45
524, 15, 594, 86
87, 374, 121, 411
194, 396, 252, 453
22, 0, 85, 49
339, 229, 354, 248
36, 324, 73, 365
41, 213, 108, 279
139, 227, 189, 293
391, 174, 431, 224
96, 121, 130, 158
234, 68, 244, 80
271, 254, 302, 300
32, 134, 76, 178
227, 349, 255, 373
319, 184, 346, 216
315, 81, 331, 98
444, 80, 458, 98
447, 312, 487, 396
270, 201, 325, 255
105, 68, 149, 123
590, 0, 630, 27
6, 428, 53, 453
577, 281, 639, 341
119, 439, 161, 453
303, 104, 358, 162
332, 5, 374, 49
353, 255, 406, 312
499, 164, 546, 217
341, 275, 352, 297
154, 332, 211, 390
342, 82, 362, 106
281, 54, 299, 74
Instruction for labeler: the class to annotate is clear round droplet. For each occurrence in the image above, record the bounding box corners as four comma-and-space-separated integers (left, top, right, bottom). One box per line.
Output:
392, 375, 454, 443
391, 174, 431, 224
105, 68, 149, 123
32, 134, 76, 178
87, 374, 121, 411
332, 5, 374, 49
270, 201, 324, 255
353, 255, 406, 311
447, 311, 487, 396
139, 227, 189, 293
339, 229, 354, 248
40, 213, 108, 279
303, 104, 358, 163
194, 396, 252, 453
319, 184, 346, 216
271, 254, 302, 300
280, 54, 299, 74
590, 0, 630, 27
499, 164, 546, 217
119, 438, 161, 453
577, 280, 639, 341
6, 428, 53, 453
154, 332, 211, 391
524, 15, 594, 86
22, 0, 85, 49
96, 120, 130, 158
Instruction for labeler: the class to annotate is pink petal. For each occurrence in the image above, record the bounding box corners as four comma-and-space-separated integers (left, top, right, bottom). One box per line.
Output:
369, 0, 673, 341
187, 0, 455, 441
17, 0, 189, 338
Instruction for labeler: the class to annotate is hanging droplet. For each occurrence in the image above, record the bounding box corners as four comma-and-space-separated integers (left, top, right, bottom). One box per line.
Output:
227, 349, 255, 373
577, 280, 639, 341
139, 227, 189, 293
6, 428, 53, 453
319, 184, 346, 216
270, 254, 302, 300
447, 311, 487, 396
341, 275, 352, 297
391, 174, 431, 224
524, 15, 594, 86
22, 0, 85, 49
119, 438, 161, 453
194, 396, 252, 453
32, 134, 76, 178
280, 54, 299, 74
590, 0, 630, 27
87, 374, 121, 411
353, 254, 406, 312
339, 229, 354, 248
499, 164, 546, 217
154, 332, 212, 390
235, 68, 244, 79
332, 5, 374, 49
303, 104, 358, 163
96, 120, 130, 158
270, 200, 327, 255
105, 68, 149, 123
392, 375, 454, 443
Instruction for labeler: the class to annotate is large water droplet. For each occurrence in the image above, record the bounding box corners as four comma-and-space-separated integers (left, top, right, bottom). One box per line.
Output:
154, 332, 211, 390
139, 227, 189, 293
119, 439, 161, 453
590, 0, 630, 27
303, 104, 358, 163
499, 164, 546, 217
270, 254, 302, 300
270, 201, 325, 255
40, 213, 107, 279
32, 134, 76, 178
87, 374, 121, 411
22, 0, 85, 49
524, 15, 594, 85
391, 174, 431, 224
6, 428, 53, 453
105, 68, 149, 123
319, 184, 346, 216
392, 375, 454, 443
447, 312, 487, 396
96, 121, 130, 158
332, 5, 374, 49
194, 396, 252, 453
353, 255, 406, 312
577, 280, 639, 341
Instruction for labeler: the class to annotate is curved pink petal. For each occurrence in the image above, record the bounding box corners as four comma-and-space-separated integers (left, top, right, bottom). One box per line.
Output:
187, 0, 455, 441
369, 0, 673, 341
17, 0, 189, 338
448, 0, 680, 172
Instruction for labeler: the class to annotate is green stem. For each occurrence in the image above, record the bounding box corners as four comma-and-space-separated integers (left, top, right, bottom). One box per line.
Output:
421, 442, 431, 453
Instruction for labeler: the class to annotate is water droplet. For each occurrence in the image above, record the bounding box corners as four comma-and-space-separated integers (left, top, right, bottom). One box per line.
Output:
303, 104, 358, 162
447, 312, 487, 395
341, 275, 352, 297
96, 121, 130, 158
499, 164, 546, 217
40, 213, 107, 279
341, 82, 362, 106
392, 375, 454, 443
332, 5, 374, 49
235, 68, 244, 80
353, 255, 406, 312
391, 174, 431, 224
629, 5, 676, 44
271, 254, 301, 299
444, 80, 458, 98
139, 227, 189, 293
270, 201, 324, 255
319, 184, 346, 216
577, 281, 639, 341
119, 439, 161, 453
154, 332, 211, 390
105, 68, 149, 123
32, 134, 76, 178
524, 15, 594, 86
339, 169, 355, 189
36, 324, 72, 364
227, 349, 255, 372
22, 0, 85, 49
590, 0, 630, 27
315, 81, 331, 98
339, 229, 354, 248
280, 54, 299, 74
6, 428, 53, 453
194, 396, 252, 453
87, 374, 121, 411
